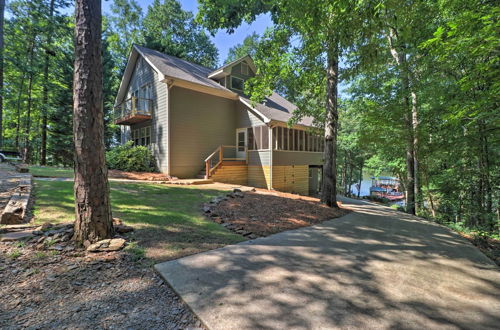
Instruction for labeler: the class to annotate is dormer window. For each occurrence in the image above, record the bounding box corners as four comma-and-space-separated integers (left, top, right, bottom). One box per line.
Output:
231, 76, 244, 91
241, 62, 249, 75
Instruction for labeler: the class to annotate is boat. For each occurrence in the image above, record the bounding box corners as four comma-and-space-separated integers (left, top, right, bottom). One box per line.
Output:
369, 176, 405, 201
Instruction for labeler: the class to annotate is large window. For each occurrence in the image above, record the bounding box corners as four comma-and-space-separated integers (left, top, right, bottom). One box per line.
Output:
131, 126, 151, 146
272, 126, 323, 152
231, 76, 244, 91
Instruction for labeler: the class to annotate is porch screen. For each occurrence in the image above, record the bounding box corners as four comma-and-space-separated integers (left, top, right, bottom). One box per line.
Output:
247, 125, 269, 150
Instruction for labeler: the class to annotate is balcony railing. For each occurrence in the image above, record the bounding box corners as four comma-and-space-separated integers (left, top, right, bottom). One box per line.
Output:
114, 97, 153, 125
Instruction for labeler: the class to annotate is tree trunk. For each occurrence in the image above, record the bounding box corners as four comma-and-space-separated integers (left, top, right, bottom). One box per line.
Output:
321, 42, 339, 208
15, 76, 25, 150
386, 27, 416, 215
411, 90, 421, 213
41, 0, 55, 165
348, 156, 354, 197
23, 73, 34, 163
0, 0, 4, 148
357, 161, 363, 198
22, 39, 36, 163
73, 0, 113, 245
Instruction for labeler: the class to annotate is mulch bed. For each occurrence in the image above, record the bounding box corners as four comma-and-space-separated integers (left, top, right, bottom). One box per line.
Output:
210, 189, 350, 237
108, 169, 171, 181
0, 242, 203, 329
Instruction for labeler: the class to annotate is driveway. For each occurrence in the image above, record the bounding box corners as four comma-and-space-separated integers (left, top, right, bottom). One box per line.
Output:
155, 197, 500, 329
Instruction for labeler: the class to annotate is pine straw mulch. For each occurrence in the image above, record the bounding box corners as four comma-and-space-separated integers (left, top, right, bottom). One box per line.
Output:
210, 189, 350, 237
107, 170, 171, 181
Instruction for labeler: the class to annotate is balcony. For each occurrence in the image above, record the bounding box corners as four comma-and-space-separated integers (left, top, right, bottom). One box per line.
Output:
114, 97, 152, 125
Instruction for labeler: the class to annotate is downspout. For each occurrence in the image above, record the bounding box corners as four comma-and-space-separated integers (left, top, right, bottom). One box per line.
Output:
269, 125, 273, 190
166, 79, 174, 177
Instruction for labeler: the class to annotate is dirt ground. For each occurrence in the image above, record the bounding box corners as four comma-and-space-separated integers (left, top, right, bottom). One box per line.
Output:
0, 163, 24, 215
210, 189, 350, 237
0, 242, 203, 330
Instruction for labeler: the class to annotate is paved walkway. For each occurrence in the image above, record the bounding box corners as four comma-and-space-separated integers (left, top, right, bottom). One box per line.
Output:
155, 197, 500, 330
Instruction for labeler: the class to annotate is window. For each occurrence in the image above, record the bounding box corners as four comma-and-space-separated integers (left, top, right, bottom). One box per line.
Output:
231, 76, 244, 91
131, 126, 151, 146
241, 62, 249, 75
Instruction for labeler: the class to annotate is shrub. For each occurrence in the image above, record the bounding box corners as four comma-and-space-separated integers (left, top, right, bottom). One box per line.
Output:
106, 141, 157, 172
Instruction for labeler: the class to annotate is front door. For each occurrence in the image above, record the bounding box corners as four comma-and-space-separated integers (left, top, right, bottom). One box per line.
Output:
236, 128, 247, 159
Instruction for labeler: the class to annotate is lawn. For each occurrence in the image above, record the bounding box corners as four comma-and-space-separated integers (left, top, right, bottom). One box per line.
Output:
29, 165, 74, 178
33, 180, 244, 261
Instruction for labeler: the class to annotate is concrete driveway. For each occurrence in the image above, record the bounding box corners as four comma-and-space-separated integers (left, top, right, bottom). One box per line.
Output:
155, 197, 500, 329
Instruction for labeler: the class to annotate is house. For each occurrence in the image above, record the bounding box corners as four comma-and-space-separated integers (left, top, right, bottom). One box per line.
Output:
114, 45, 324, 195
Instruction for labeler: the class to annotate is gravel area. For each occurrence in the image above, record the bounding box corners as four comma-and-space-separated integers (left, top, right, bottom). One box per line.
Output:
209, 189, 350, 237
0, 242, 203, 330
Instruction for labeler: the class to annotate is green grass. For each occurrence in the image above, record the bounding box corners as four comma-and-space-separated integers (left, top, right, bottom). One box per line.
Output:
33, 180, 244, 261
29, 166, 74, 178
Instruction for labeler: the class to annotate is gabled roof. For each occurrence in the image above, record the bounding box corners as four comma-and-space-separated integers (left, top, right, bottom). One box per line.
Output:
240, 93, 315, 127
135, 45, 228, 92
115, 45, 316, 128
208, 55, 257, 79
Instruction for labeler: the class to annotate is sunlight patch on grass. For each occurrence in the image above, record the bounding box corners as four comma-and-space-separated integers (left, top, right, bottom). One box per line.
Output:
29, 166, 74, 178
33, 179, 244, 261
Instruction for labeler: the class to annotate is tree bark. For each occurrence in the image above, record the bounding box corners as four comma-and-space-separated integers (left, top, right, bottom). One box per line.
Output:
386, 27, 416, 215
0, 0, 4, 148
73, 0, 113, 245
23, 73, 34, 163
357, 161, 363, 198
15, 76, 26, 150
41, 0, 55, 165
321, 42, 339, 208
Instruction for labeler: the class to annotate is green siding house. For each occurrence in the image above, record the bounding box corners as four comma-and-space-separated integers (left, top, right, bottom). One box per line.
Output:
114, 45, 324, 195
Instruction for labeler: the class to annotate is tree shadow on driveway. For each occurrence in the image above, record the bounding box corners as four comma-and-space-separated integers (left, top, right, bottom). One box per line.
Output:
155, 198, 500, 329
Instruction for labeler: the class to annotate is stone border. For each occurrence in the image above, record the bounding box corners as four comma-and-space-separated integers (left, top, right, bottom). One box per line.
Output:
0, 174, 33, 224
202, 188, 260, 239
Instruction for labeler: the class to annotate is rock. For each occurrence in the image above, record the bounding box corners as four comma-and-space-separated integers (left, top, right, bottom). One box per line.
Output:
234, 192, 244, 198
0, 230, 34, 242
226, 193, 235, 198
212, 217, 223, 224
86, 238, 126, 252
233, 188, 242, 193
209, 212, 219, 218
202, 205, 211, 213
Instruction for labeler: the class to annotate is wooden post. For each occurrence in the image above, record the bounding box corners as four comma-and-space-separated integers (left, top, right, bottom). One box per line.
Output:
219, 145, 223, 164
131, 96, 136, 115
205, 160, 209, 179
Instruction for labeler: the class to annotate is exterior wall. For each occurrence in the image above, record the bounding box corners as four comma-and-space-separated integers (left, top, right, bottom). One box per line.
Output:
272, 151, 323, 166
236, 103, 264, 128
169, 87, 237, 178
248, 165, 271, 189
211, 165, 248, 185
272, 165, 309, 195
119, 56, 169, 173
247, 150, 271, 189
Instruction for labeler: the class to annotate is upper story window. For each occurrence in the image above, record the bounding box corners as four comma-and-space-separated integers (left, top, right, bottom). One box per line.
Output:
241, 62, 249, 76
231, 76, 244, 91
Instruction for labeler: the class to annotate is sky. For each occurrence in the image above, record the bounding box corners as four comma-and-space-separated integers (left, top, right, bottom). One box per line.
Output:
109, 0, 273, 65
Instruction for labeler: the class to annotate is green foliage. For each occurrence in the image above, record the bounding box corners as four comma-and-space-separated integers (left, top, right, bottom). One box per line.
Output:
142, 0, 218, 68
225, 32, 260, 63
106, 141, 157, 172
7, 249, 22, 259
